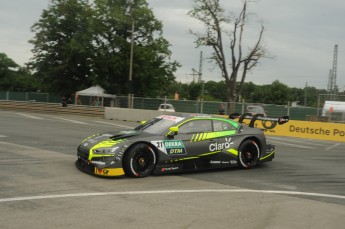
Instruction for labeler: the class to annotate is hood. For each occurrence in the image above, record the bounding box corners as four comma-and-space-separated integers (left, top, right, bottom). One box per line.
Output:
80, 129, 150, 149
107, 129, 142, 140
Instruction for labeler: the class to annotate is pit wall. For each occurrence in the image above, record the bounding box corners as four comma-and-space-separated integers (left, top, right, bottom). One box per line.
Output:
105, 107, 169, 122
105, 107, 345, 142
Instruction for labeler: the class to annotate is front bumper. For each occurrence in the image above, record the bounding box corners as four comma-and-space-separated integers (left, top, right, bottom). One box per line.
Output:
76, 144, 125, 177
75, 157, 125, 177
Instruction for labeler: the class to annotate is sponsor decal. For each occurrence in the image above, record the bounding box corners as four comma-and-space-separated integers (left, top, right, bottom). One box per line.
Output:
253, 119, 345, 142
289, 125, 345, 137
151, 140, 187, 155
161, 166, 181, 172
210, 160, 237, 165
89, 160, 106, 166
209, 138, 233, 152
158, 115, 184, 123
94, 167, 125, 176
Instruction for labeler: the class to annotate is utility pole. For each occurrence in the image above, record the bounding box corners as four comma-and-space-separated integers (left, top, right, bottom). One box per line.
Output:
191, 51, 205, 113
304, 82, 308, 106
198, 51, 203, 83
128, 20, 134, 108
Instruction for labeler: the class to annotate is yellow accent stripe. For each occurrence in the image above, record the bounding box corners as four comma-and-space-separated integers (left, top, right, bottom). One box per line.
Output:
260, 150, 275, 160
199, 151, 220, 157
82, 134, 97, 143
190, 133, 217, 142
190, 134, 195, 142
94, 168, 125, 176
227, 148, 238, 156
178, 157, 199, 161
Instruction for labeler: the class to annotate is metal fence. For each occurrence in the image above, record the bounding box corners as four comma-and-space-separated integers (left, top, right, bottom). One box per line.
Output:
0, 91, 61, 103
1, 90, 344, 122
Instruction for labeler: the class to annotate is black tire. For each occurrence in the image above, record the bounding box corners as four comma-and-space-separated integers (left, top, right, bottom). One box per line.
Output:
123, 143, 156, 178
238, 140, 260, 169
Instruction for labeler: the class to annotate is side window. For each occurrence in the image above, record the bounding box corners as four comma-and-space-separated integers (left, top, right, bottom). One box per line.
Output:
213, 120, 236, 132
179, 120, 213, 134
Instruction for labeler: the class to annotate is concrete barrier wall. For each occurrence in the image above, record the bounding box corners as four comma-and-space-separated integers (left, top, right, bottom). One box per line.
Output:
105, 107, 173, 122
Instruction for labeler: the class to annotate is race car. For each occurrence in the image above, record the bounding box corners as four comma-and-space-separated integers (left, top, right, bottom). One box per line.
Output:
75, 113, 289, 178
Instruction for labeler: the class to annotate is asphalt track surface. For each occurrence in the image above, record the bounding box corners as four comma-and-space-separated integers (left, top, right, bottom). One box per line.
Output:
0, 110, 344, 229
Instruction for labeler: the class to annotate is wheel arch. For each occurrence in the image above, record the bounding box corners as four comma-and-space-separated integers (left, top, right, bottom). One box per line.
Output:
240, 136, 263, 153
121, 141, 159, 168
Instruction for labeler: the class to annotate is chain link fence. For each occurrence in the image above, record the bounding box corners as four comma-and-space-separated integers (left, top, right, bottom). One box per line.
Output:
1, 91, 344, 122
0, 91, 61, 103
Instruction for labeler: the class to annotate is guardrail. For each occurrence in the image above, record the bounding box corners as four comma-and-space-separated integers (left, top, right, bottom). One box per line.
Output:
0, 100, 104, 117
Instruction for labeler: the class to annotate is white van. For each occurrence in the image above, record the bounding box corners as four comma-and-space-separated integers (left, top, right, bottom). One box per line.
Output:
322, 101, 345, 117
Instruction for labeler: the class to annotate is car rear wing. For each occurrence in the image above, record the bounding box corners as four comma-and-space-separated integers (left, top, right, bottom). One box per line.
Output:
229, 113, 289, 128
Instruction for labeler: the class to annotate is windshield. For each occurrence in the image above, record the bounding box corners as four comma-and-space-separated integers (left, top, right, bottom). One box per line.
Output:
134, 115, 184, 134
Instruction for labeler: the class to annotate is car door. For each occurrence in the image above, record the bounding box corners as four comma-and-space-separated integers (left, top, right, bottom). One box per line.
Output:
172, 119, 214, 158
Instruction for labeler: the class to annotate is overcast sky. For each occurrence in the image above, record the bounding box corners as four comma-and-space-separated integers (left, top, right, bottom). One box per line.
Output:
1, 0, 344, 90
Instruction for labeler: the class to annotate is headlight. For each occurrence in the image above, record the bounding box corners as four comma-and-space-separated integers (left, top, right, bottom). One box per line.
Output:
93, 147, 119, 155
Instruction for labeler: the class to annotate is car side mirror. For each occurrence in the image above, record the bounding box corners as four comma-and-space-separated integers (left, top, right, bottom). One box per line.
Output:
167, 126, 178, 138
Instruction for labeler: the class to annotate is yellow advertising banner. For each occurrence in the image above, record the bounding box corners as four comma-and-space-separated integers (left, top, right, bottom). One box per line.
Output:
252, 120, 345, 142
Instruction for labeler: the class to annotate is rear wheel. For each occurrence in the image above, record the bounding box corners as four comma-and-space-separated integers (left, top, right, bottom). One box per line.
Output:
123, 143, 156, 178
238, 140, 260, 169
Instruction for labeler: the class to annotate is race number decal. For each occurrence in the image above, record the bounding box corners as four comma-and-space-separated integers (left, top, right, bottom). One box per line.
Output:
151, 140, 187, 155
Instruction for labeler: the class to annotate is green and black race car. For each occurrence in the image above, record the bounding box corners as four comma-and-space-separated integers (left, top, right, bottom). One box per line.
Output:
76, 113, 289, 178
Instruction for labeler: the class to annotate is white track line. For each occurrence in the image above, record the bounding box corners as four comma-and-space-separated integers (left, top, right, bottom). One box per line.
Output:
94, 121, 132, 129
325, 143, 340, 151
267, 136, 325, 147
1, 189, 344, 203
270, 141, 316, 149
54, 117, 88, 124
16, 113, 44, 120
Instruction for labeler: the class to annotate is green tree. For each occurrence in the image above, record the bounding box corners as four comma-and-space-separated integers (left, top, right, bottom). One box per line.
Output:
238, 81, 257, 102
90, 0, 179, 96
166, 81, 189, 99
203, 80, 226, 101
0, 53, 19, 90
0, 53, 40, 91
30, 0, 94, 96
30, 0, 179, 97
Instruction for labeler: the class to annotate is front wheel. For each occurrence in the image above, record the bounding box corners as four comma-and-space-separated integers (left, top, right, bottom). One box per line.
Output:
238, 140, 260, 169
123, 143, 156, 178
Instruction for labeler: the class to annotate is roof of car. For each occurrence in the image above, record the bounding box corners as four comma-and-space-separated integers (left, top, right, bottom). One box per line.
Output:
157, 114, 239, 125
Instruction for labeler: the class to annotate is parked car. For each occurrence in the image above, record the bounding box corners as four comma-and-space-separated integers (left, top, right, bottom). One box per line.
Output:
158, 103, 175, 112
